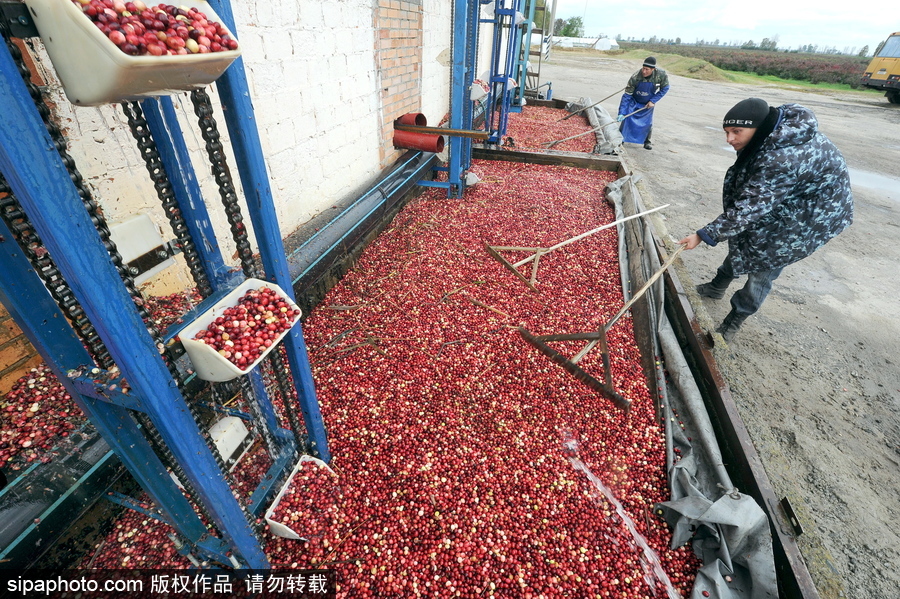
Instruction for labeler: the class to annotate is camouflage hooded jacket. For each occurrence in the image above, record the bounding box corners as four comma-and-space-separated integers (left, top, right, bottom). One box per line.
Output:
697, 104, 853, 275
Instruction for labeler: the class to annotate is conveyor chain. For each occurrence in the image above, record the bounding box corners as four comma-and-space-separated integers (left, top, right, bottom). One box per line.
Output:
0, 183, 114, 369
0, 24, 159, 344
120, 100, 213, 298
189, 88, 256, 278
188, 88, 310, 463
1, 24, 264, 551
0, 29, 117, 369
267, 351, 306, 458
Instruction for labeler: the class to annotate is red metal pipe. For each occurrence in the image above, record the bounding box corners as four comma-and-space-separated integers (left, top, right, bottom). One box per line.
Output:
393, 129, 445, 153
397, 113, 427, 126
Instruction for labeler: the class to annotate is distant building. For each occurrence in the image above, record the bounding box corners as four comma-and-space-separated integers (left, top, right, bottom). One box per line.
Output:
549, 36, 620, 50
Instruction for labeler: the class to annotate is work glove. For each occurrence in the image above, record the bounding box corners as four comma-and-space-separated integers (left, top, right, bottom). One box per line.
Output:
616, 115, 625, 122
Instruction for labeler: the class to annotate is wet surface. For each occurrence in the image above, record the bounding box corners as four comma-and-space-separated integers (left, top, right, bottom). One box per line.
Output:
849, 168, 900, 195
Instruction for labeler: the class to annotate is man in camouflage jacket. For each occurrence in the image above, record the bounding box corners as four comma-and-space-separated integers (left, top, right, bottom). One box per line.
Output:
678, 98, 853, 342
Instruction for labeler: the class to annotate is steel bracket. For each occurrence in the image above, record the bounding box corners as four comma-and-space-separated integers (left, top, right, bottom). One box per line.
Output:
0, 2, 39, 39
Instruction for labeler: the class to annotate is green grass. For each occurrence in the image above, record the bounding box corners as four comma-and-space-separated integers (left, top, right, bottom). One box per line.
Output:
721, 71, 890, 100
720, 71, 874, 93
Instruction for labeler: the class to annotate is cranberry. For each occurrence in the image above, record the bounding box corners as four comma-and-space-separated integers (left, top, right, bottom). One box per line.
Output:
70, 0, 237, 56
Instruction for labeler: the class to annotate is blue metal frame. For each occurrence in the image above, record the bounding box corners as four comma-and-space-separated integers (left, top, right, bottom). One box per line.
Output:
207, 0, 330, 463
483, 0, 525, 141
139, 97, 232, 287
0, 44, 267, 567
511, 0, 536, 109
442, 0, 473, 198
0, 0, 333, 566
415, 0, 527, 196
140, 77, 288, 463
0, 205, 234, 566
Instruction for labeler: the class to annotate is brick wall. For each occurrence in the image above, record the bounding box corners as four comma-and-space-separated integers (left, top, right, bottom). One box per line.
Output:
376, 0, 424, 166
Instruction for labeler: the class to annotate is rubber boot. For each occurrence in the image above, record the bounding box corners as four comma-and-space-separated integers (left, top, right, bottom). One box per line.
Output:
696, 271, 733, 300
715, 310, 746, 343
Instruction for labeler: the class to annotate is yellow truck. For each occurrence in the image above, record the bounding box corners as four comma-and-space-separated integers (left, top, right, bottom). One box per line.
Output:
861, 32, 900, 103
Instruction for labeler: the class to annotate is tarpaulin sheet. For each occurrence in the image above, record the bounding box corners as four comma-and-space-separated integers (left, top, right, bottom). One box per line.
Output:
564, 97, 623, 154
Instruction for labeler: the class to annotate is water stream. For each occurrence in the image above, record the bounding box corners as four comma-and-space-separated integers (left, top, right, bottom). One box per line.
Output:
563, 436, 682, 599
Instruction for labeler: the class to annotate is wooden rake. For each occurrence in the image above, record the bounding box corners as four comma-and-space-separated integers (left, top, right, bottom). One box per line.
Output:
484, 204, 668, 292
543, 105, 651, 149
557, 87, 625, 121
518, 244, 686, 412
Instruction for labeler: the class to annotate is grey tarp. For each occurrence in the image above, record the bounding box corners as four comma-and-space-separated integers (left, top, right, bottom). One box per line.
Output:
564, 98, 623, 154
605, 176, 778, 599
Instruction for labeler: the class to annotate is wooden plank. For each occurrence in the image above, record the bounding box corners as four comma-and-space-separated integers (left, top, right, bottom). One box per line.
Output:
0, 354, 43, 395
0, 336, 38, 369
0, 314, 25, 345
472, 146, 624, 174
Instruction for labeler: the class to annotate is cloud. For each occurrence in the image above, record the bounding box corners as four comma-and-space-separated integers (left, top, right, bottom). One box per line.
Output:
552, 0, 893, 51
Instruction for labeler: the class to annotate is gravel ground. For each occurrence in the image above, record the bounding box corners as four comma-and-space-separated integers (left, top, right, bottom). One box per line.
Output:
537, 51, 900, 599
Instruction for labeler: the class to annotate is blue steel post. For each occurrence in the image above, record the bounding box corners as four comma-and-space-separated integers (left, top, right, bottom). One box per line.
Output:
204, 0, 330, 462
140, 96, 286, 452
509, 0, 528, 111
0, 38, 268, 568
139, 96, 231, 286
500, 0, 524, 130
513, 0, 537, 107
484, 0, 509, 142
461, 0, 482, 172
508, 0, 525, 115
481, 0, 525, 142
447, 0, 471, 198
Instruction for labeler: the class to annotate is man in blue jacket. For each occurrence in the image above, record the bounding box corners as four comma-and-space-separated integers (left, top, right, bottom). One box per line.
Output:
618, 56, 669, 150
678, 98, 853, 342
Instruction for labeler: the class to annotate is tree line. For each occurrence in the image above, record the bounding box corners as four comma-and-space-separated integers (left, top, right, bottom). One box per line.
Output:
549, 15, 878, 57
619, 42, 871, 88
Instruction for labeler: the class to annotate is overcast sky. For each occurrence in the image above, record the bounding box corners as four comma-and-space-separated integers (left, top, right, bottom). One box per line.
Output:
550, 0, 895, 54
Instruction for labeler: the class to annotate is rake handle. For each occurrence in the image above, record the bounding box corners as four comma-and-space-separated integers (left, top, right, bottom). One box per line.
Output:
545, 105, 649, 148
559, 87, 626, 121
605, 244, 686, 331
512, 204, 669, 268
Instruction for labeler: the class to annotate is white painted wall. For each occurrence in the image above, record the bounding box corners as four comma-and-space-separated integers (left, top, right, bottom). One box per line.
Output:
24, 0, 503, 294
422, 0, 453, 123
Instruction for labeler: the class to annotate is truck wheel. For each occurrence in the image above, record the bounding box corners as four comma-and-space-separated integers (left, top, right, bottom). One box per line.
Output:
888, 90, 900, 104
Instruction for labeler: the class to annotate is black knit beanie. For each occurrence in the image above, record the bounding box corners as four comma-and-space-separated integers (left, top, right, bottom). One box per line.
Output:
723, 98, 769, 128
642, 56, 657, 68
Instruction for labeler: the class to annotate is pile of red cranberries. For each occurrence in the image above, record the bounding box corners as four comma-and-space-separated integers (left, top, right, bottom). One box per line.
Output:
82, 108, 701, 596
273, 156, 697, 596
189, 286, 300, 370
0, 289, 196, 472
503, 105, 598, 153
269, 458, 343, 540
0, 363, 84, 470
82, 500, 191, 568
72, 0, 238, 56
